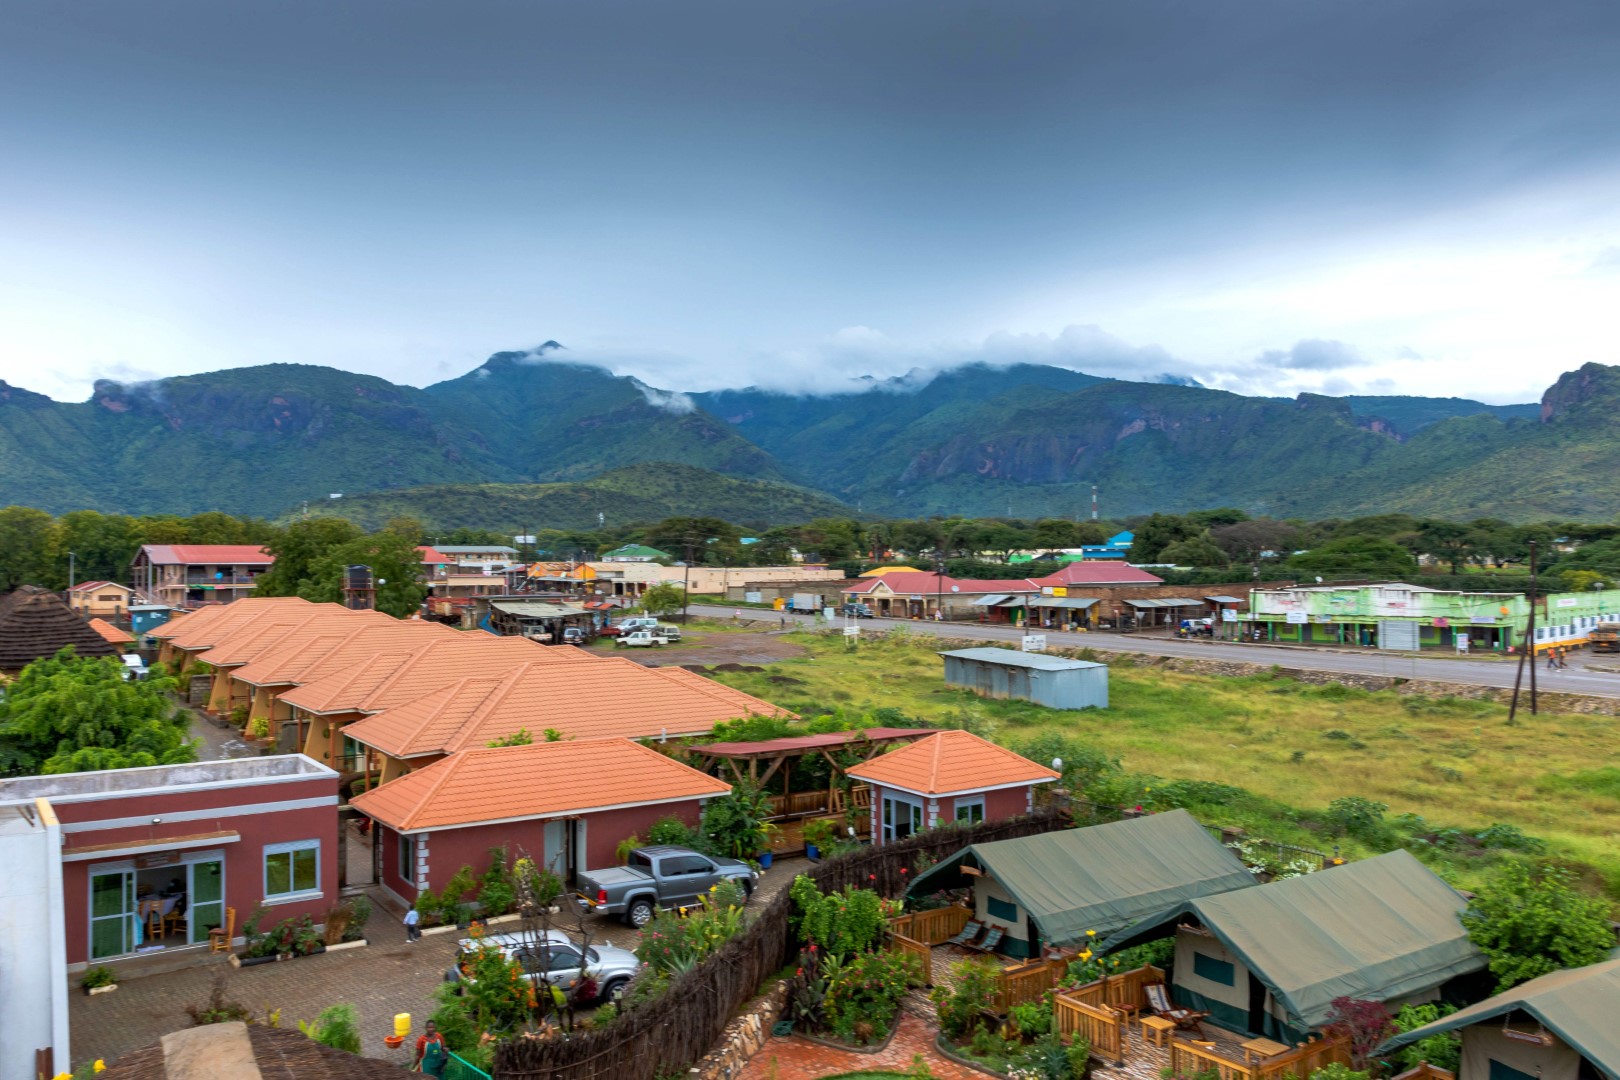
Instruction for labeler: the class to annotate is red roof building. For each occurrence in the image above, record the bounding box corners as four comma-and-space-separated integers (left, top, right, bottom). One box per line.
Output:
845, 730, 1058, 844
132, 545, 276, 610
351, 738, 731, 899
1032, 563, 1164, 587
841, 572, 1042, 620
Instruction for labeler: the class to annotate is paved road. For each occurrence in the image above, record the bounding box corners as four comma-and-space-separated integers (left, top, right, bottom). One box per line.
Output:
689, 604, 1620, 699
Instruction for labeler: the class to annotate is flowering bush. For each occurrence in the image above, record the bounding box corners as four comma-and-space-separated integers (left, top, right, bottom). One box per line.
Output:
822, 948, 919, 1044
933, 957, 1002, 1039
634, 887, 746, 974
789, 874, 886, 956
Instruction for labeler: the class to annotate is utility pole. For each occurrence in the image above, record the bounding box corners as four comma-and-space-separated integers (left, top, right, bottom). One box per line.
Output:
1091, 484, 1099, 521
68, 551, 76, 592
1528, 539, 1539, 716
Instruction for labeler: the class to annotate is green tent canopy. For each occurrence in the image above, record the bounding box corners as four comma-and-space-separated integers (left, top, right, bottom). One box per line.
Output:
904, 809, 1258, 947
1379, 958, 1620, 1080
1100, 849, 1487, 1031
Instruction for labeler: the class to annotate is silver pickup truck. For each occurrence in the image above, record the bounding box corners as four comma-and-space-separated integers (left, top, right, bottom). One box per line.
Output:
576, 845, 757, 927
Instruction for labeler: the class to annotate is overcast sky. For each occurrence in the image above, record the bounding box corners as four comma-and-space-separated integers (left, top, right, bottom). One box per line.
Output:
3, 0, 1618, 404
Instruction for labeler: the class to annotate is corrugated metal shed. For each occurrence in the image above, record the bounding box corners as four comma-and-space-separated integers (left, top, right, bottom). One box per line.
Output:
938, 647, 1108, 709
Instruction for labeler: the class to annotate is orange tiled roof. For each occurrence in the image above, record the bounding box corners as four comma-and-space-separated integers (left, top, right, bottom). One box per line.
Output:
343, 657, 793, 759
157, 597, 318, 646
231, 621, 454, 687
88, 618, 134, 646
844, 729, 1059, 797
280, 636, 598, 715
194, 608, 392, 668
350, 738, 731, 832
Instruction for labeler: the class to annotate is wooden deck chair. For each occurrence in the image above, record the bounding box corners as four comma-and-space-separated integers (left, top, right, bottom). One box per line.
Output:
962, 924, 1007, 955
1144, 982, 1210, 1037
945, 919, 985, 951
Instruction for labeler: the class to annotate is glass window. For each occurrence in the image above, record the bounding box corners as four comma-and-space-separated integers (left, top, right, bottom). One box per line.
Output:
399, 834, 415, 884
955, 798, 985, 824
264, 840, 320, 900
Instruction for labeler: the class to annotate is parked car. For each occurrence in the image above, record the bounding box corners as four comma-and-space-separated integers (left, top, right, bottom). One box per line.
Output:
616, 630, 662, 648
617, 616, 660, 634
120, 654, 149, 680
649, 624, 682, 643
839, 603, 874, 619
446, 929, 640, 1003
562, 626, 589, 644
577, 845, 757, 927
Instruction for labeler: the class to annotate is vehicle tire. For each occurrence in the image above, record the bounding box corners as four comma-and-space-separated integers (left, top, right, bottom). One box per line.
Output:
625, 899, 655, 928
600, 977, 628, 1004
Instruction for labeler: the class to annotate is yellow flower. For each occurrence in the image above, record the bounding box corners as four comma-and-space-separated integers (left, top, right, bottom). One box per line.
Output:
1079, 948, 1093, 961
95, 1064, 107, 1075
1086, 929, 1096, 937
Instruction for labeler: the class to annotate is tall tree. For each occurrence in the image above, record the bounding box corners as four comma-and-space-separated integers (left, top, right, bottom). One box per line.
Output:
298, 530, 429, 617
0, 506, 60, 590
56, 510, 142, 584
1127, 514, 1196, 562
0, 649, 198, 775
254, 518, 364, 598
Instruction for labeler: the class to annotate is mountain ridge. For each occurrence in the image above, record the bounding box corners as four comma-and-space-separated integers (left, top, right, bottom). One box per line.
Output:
2, 349, 1610, 523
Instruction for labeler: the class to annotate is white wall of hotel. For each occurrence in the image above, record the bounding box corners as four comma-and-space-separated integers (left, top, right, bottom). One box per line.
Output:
1, 798, 71, 1078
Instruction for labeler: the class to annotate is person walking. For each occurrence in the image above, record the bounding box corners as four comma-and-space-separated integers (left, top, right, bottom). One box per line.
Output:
414, 1020, 448, 1076
403, 905, 420, 943
1546, 648, 1558, 671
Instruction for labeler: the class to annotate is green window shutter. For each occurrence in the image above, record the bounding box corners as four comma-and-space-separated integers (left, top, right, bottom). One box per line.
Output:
1489, 1061, 1536, 1080
987, 896, 1018, 922
1193, 952, 1236, 986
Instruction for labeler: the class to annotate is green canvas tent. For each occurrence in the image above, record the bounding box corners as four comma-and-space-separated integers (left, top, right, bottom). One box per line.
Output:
1380, 958, 1620, 1080
1100, 849, 1487, 1042
904, 809, 1258, 958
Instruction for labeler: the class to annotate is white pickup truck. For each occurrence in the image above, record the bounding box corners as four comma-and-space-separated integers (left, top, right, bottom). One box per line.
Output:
616, 630, 663, 648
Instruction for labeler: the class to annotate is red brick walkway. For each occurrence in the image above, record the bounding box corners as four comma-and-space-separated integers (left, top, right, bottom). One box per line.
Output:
736, 1009, 991, 1079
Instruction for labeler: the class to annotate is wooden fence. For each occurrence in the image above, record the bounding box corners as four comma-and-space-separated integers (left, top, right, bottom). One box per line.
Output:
493, 805, 1071, 1080
995, 956, 1069, 1012
888, 933, 933, 985
1054, 997, 1127, 1064
888, 905, 971, 946
1059, 963, 1165, 1013
1168, 1032, 1353, 1080
1390, 1065, 1457, 1080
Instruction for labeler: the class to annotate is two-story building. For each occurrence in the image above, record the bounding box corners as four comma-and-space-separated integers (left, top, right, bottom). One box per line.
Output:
131, 545, 275, 609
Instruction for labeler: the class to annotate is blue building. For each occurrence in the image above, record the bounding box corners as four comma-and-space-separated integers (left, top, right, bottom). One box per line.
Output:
1077, 530, 1134, 561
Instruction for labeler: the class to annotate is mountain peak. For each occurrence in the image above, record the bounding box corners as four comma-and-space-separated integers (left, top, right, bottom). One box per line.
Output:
1541, 362, 1620, 423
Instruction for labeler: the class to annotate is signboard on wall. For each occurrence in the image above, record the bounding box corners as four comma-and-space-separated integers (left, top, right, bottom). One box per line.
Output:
1286, 612, 1308, 624
843, 625, 860, 638
1221, 610, 1237, 622
1022, 635, 1047, 652
1556, 597, 1579, 608
744, 592, 762, 604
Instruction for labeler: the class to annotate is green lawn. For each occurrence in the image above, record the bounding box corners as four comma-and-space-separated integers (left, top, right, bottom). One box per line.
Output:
699, 627, 1620, 900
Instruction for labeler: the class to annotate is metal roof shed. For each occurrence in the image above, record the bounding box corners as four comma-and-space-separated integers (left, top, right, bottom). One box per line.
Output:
939, 647, 1108, 709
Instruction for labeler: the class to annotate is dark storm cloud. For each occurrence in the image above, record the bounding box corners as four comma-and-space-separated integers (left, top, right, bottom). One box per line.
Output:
0, 0, 1617, 397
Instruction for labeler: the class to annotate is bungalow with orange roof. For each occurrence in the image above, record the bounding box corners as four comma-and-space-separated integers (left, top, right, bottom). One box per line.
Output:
341, 657, 794, 784
841, 571, 1042, 621
350, 738, 731, 895
131, 544, 276, 609
87, 617, 135, 650
844, 729, 1059, 844
187, 605, 399, 718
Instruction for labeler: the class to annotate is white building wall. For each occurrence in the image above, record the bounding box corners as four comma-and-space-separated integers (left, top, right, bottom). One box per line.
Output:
0, 798, 70, 1078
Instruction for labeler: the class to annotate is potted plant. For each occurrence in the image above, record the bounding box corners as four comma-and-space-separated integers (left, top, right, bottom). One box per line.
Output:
802, 818, 837, 861
756, 821, 781, 868
82, 966, 118, 995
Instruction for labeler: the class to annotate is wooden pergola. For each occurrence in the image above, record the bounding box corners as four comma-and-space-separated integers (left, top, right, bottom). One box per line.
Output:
684, 727, 933, 822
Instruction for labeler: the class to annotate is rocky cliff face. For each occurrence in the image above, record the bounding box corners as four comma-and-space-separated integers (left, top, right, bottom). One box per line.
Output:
1541, 362, 1620, 423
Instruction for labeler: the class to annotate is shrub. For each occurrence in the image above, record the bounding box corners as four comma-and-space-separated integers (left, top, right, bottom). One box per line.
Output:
1324, 997, 1394, 1071
242, 914, 322, 959
186, 976, 251, 1025
789, 875, 887, 956
512, 857, 562, 908
247, 714, 270, 739
440, 865, 479, 924
1462, 863, 1614, 991
822, 949, 918, 1043
1475, 824, 1546, 853
634, 895, 746, 975
1389, 1003, 1460, 1073
647, 815, 695, 846
1067, 1037, 1092, 1079
229, 704, 249, 728
341, 894, 370, 942
698, 782, 776, 859
299, 1003, 361, 1054
81, 966, 117, 990
934, 957, 1002, 1040
1009, 997, 1053, 1038
1309, 1065, 1370, 1080
1323, 796, 1388, 841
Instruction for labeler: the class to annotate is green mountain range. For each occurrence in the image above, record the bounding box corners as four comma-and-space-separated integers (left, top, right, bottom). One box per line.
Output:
0, 348, 1612, 524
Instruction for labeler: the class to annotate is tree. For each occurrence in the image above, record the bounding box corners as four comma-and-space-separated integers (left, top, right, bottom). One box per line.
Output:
1416, 520, 1480, 575
55, 510, 142, 585
1127, 514, 1197, 562
253, 518, 364, 598
0, 648, 198, 775
1460, 863, 1614, 992
1288, 537, 1418, 579
1159, 534, 1230, 568
1212, 519, 1301, 564
0, 506, 59, 590
296, 530, 428, 617
642, 582, 685, 617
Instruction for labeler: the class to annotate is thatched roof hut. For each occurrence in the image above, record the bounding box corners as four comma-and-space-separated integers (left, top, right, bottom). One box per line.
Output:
0, 585, 120, 673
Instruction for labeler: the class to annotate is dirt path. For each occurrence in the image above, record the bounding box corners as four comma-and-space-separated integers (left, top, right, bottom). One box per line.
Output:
588, 627, 808, 668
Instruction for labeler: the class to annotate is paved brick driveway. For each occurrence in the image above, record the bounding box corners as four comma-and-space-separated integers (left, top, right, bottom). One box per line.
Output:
73, 858, 806, 1067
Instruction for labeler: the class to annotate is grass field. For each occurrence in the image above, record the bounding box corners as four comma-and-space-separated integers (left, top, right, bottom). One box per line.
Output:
697, 626, 1620, 899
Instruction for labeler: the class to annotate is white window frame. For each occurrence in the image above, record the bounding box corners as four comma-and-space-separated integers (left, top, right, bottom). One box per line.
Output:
399, 833, 416, 885
954, 797, 986, 824
263, 839, 322, 904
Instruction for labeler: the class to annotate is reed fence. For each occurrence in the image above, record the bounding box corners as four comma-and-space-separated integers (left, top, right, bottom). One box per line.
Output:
493, 805, 1070, 1079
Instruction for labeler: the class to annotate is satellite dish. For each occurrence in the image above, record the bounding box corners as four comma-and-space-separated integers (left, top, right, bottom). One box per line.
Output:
951, 585, 960, 593
1315, 576, 1323, 583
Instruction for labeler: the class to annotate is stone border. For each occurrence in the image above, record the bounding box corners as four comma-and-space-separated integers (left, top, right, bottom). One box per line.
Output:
687, 980, 790, 1080
791, 1009, 905, 1056
933, 1031, 1020, 1077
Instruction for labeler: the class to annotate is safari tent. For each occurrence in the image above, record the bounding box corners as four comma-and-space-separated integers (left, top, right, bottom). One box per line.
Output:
1099, 849, 1489, 1043
903, 809, 1258, 959
1380, 958, 1620, 1080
